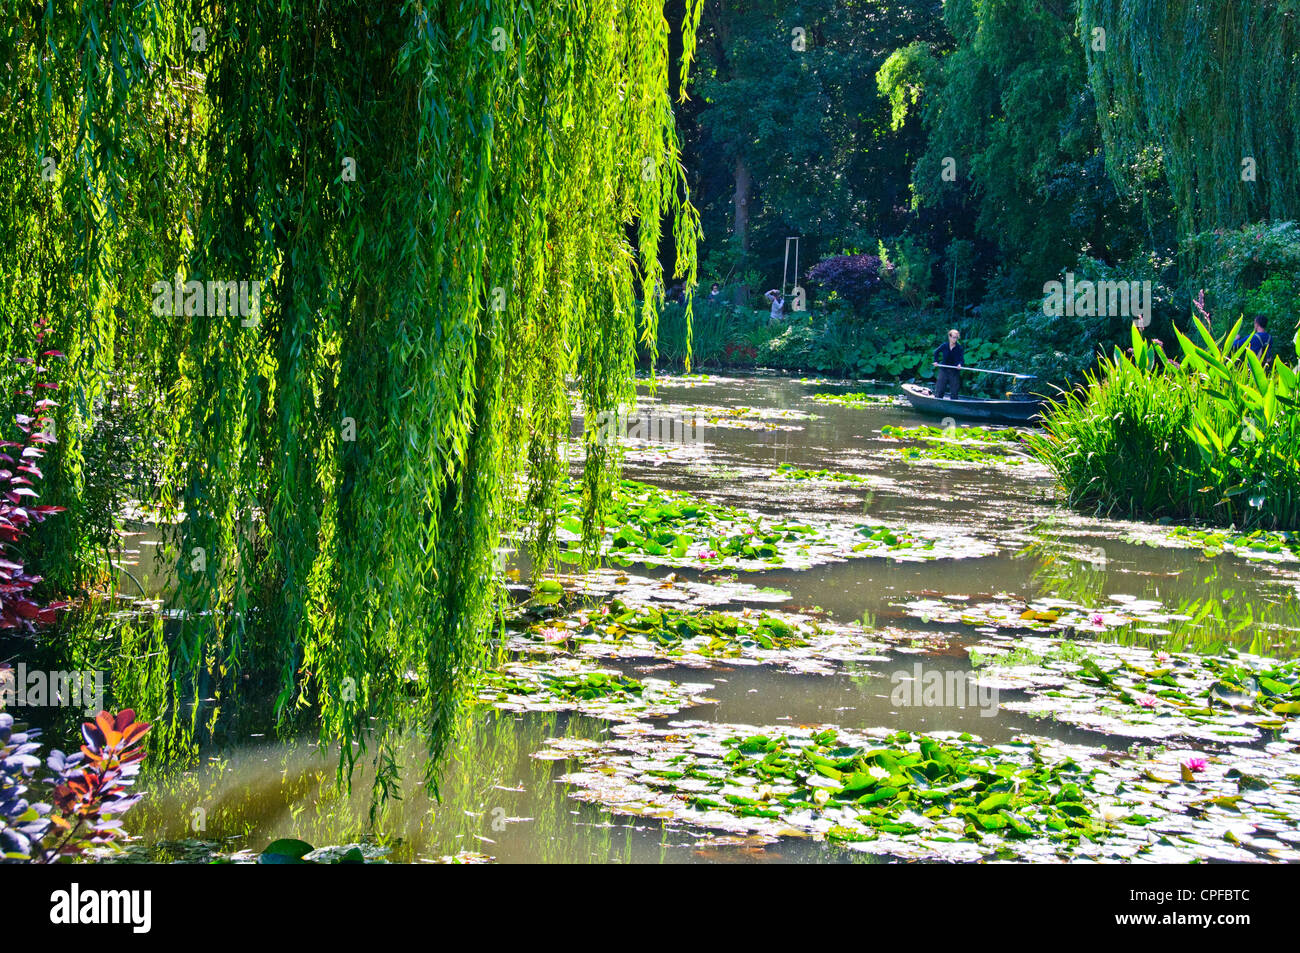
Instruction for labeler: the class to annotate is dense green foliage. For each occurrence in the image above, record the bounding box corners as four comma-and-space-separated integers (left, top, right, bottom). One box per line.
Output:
1030, 322, 1300, 528
0, 1, 702, 788
681, 0, 945, 285
1081, 0, 1300, 238
676, 0, 1298, 389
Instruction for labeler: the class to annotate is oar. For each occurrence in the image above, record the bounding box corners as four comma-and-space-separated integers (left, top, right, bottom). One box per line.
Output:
933, 363, 1037, 380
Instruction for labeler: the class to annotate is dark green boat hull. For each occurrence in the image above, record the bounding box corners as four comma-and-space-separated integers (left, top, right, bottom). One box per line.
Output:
900, 383, 1043, 424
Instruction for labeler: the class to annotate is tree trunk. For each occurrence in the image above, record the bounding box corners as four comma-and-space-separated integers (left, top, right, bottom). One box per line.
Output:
733, 154, 751, 252
733, 154, 751, 305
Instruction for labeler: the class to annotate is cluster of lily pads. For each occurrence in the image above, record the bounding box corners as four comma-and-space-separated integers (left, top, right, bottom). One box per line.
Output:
879, 424, 1027, 468
1155, 526, 1300, 563
674, 403, 815, 431
476, 656, 714, 721
809, 391, 900, 407
969, 634, 1300, 745
553, 477, 966, 570
772, 463, 872, 484
881, 423, 1022, 443
492, 572, 1300, 860
639, 372, 720, 388
900, 593, 1181, 637
509, 594, 896, 675
537, 718, 1300, 860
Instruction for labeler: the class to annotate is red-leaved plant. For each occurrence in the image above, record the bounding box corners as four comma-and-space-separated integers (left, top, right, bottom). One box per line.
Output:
0, 317, 67, 630
1, 705, 152, 862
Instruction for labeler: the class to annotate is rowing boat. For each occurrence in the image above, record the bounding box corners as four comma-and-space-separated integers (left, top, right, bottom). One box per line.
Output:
900, 382, 1044, 424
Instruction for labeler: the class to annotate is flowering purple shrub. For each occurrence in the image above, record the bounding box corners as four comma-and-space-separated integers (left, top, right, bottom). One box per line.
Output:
806, 254, 887, 308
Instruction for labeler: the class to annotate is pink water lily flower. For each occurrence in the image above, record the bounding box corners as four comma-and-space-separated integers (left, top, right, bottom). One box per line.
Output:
1139, 694, 1157, 708
1183, 757, 1207, 773
697, 549, 718, 560
1156, 651, 1171, 663
1090, 613, 1105, 626
537, 626, 566, 643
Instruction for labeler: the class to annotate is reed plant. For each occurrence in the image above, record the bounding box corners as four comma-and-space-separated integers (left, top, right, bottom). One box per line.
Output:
1030, 314, 1300, 529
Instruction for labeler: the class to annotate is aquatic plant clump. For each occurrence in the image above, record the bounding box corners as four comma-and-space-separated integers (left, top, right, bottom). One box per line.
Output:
509, 597, 894, 675
551, 477, 970, 570
1029, 321, 1300, 528
541, 719, 1300, 861
970, 636, 1300, 744
583, 600, 810, 653
670, 403, 816, 431
881, 424, 1023, 444
887, 442, 1024, 467
773, 464, 872, 484
900, 594, 1183, 637
1156, 526, 1300, 563
476, 657, 714, 722
880, 424, 1028, 468
809, 391, 902, 407
540, 722, 1111, 860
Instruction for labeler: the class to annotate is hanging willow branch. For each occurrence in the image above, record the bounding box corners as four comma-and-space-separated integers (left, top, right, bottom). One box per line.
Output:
0, 0, 701, 791
1080, 0, 1300, 236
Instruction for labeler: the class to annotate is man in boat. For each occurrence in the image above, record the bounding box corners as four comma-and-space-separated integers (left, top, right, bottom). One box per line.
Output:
932, 328, 964, 399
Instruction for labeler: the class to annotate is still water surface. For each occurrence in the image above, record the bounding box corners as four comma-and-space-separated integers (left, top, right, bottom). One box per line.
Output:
122, 373, 1300, 862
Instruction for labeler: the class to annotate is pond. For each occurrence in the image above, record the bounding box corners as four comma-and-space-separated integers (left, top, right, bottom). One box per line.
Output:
119, 373, 1300, 863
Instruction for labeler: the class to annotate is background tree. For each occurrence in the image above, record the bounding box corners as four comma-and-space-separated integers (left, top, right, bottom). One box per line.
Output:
682, 0, 946, 296
1081, 0, 1300, 239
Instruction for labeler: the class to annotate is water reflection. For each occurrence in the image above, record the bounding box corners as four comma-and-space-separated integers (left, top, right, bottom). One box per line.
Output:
83, 372, 1300, 860
1022, 533, 1300, 658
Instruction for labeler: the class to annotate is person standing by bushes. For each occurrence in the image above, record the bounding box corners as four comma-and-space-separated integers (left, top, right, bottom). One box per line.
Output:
933, 329, 964, 398
1232, 315, 1274, 363
764, 289, 785, 325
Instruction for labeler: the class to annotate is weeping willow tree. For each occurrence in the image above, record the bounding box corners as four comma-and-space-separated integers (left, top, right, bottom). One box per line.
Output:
1080, 0, 1300, 236
0, 0, 701, 791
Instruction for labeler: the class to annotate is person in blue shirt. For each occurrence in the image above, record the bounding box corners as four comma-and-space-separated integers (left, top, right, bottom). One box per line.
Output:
933, 329, 964, 399
1233, 315, 1273, 361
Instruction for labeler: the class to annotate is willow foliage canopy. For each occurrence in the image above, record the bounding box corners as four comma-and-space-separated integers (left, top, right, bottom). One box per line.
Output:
1080, 0, 1300, 236
0, 0, 702, 789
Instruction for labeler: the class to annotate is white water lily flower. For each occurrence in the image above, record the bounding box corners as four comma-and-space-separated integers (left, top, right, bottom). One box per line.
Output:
868, 765, 891, 781
1097, 800, 1128, 824
812, 788, 831, 806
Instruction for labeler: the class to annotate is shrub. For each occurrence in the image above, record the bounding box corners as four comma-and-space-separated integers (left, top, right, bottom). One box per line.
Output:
1181, 221, 1300, 336
806, 254, 886, 309
1243, 274, 1300, 362
878, 236, 937, 311
1027, 331, 1204, 518
0, 706, 151, 862
1029, 307, 1300, 528
1, 342, 67, 631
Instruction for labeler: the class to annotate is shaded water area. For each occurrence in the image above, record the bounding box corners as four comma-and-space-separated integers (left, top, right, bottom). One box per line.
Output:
120, 373, 1300, 862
